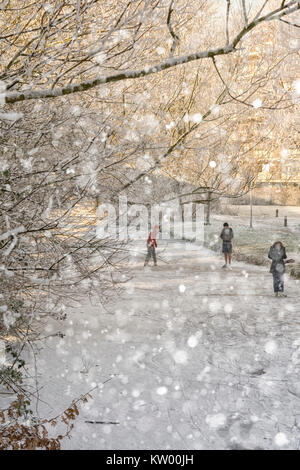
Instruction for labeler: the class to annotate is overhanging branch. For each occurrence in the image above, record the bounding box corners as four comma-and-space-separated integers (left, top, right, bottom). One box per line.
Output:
3, 1, 299, 105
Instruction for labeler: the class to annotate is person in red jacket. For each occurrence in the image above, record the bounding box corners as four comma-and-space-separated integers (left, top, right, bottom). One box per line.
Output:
144, 225, 159, 267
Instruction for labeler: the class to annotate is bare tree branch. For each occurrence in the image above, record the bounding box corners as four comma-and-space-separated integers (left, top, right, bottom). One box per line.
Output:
3, 1, 299, 104
167, 0, 179, 57
242, 0, 248, 26
226, 0, 231, 45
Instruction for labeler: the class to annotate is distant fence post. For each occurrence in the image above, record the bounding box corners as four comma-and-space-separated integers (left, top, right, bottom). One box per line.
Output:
284, 216, 287, 227
276, 209, 279, 217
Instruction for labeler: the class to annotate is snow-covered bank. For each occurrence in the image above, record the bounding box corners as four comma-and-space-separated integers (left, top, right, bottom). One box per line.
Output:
33, 241, 300, 450
203, 212, 300, 278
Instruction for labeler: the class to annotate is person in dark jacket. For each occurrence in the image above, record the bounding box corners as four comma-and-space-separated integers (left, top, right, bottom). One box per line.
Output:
144, 225, 159, 267
220, 222, 234, 269
268, 241, 294, 297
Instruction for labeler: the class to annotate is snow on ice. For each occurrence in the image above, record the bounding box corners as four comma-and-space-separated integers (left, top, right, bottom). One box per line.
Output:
28, 242, 300, 449
205, 413, 227, 429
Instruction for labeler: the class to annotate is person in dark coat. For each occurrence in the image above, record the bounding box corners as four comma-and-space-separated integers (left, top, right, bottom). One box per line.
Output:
144, 225, 159, 267
220, 222, 234, 269
268, 241, 294, 297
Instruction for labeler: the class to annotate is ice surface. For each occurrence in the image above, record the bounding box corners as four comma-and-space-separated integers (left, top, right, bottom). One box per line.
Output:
32, 241, 300, 449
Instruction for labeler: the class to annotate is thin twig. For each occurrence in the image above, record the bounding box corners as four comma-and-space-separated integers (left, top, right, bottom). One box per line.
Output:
167, 0, 179, 57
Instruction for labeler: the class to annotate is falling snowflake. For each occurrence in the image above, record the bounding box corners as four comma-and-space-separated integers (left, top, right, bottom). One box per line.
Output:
95, 52, 107, 64
274, 433, 289, 447
156, 386, 168, 395
187, 335, 199, 348
264, 340, 277, 355
224, 303, 233, 314
252, 99, 262, 109
173, 350, 188, 364
191, 113, 203, 124
293, 79, 300, 95
156, 47, 165, 55
205, 413, 226, 429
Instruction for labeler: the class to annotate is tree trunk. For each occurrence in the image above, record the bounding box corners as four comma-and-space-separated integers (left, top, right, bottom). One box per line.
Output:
206, 190, 212, 225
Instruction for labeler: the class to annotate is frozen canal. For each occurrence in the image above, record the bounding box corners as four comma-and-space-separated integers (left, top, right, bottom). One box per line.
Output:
36, 241, 300, 449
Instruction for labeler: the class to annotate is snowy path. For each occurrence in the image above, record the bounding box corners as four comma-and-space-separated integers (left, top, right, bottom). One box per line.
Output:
36, 241, 300, 450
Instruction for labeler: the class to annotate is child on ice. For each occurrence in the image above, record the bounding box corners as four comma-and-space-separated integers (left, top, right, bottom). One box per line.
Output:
144, 225, 159, 267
